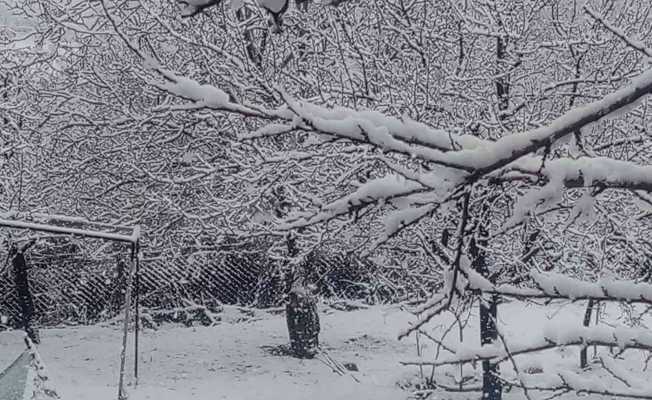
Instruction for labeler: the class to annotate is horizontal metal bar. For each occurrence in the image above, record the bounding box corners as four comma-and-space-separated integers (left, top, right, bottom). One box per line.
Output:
0, 219, 139, 244
26, 212, 136, 230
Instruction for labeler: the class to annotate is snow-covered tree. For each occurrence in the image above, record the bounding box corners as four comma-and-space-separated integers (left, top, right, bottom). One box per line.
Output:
2, 0, 652, 398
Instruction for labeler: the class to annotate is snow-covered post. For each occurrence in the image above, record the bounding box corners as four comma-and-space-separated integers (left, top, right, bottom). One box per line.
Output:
134, 241, 141, 383
117, 241, 138, 400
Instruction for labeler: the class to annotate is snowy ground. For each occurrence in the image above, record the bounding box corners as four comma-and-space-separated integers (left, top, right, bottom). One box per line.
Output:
1, 301, 650, 400
0, 304, 415, 400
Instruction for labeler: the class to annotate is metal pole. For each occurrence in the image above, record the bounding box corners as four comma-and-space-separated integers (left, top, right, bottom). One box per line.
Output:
117, 243, 137, 400
134, 241, 140, 383
0, 219, 135, 243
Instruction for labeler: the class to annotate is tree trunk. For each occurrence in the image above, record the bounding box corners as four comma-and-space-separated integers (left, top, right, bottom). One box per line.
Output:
480, 293, 500, 400
471, 186, 501, 399
286, 288, 320, 358
472, 231, 501, 400
283, 231, 321, 358
12, 248, 39, 344
470, 24, 514, 400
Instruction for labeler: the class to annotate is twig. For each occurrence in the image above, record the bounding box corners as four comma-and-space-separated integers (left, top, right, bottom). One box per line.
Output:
494, 323, 534, 400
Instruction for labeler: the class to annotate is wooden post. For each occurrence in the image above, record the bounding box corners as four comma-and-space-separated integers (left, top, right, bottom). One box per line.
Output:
118, 243, 137, 400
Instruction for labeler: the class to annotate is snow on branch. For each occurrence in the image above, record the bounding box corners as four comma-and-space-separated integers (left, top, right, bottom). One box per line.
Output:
512, 156, 652, 192
286, 101, 484, 154
503, 159, 652, 235
532, 272, 652, 303
505, 156, 652, 228
459, 68, 652, 180
401, 324, 652, 367
156, 69, 652, 197
274, 88, 478, 172
157, 68, 230, 106
151, 67, 281, 119
281, 175, 427, 229
400, 268, 652, 341
466, 270, 652, 305
377, 203, 439, 246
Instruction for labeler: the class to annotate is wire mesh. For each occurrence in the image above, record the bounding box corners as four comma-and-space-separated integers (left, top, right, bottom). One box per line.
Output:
0, 243, 434, 327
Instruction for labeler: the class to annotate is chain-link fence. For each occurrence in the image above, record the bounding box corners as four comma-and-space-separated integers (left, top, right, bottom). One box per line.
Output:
1, 242, 436, 327
0, 241, 125, 326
